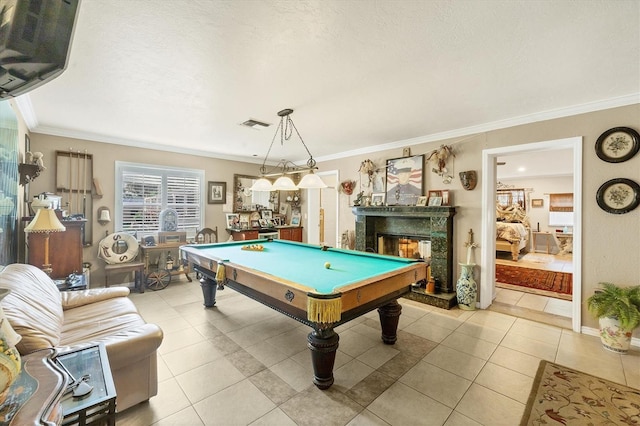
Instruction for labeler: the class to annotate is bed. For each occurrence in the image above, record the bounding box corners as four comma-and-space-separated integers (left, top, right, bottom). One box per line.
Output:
496, 204, 530, 261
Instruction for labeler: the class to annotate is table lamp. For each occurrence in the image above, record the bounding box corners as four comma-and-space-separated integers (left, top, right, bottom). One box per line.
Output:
24, 207, 66, 275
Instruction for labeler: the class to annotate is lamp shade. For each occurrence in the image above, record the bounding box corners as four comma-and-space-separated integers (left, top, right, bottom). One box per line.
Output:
272, 175, 297, 191
297, 171, 327, 189
250, 177, 274, 192
99, 208, 111, 222
24, 208, 66, 233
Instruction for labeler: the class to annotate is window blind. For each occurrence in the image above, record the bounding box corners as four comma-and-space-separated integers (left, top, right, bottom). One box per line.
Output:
549, 193, 574, 226
116, 162, 204, 235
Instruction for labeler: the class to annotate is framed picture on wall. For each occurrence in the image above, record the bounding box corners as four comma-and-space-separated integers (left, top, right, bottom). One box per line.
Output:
531, 199, 544, 207
208, 181, 226, 204
385, 155, 424, 206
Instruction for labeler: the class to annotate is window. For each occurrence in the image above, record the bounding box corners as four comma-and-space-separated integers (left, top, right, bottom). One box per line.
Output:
549, 193, 574, 226
115, 162, 204, 235
496, 188, 526, 211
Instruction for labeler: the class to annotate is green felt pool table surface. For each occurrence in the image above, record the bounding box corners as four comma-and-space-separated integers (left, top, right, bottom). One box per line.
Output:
181, 239, 419, 294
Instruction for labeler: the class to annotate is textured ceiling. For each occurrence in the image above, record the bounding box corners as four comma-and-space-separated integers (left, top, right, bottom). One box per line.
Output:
17, 0, 640, 167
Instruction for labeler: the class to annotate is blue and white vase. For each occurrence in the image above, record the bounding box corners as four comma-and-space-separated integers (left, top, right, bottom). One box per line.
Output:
456, 263, 477, 310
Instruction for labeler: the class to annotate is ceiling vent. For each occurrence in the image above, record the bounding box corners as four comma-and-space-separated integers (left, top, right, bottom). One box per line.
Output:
240, 119, 271, 130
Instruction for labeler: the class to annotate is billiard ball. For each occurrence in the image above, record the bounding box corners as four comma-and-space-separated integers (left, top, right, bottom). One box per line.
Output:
324, 262, 331, 269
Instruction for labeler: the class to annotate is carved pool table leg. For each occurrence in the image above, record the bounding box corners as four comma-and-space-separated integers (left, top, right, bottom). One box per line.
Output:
307, 328, 339, 390
378, 299, 402, 344
200, 276, 217, 308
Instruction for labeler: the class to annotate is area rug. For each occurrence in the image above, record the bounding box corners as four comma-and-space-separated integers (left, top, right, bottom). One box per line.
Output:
521, 360, 640, 425
496, 264, 572, 296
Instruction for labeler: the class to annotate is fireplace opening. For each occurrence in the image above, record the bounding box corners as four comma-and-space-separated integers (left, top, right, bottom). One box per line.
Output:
376, 234, 431, 261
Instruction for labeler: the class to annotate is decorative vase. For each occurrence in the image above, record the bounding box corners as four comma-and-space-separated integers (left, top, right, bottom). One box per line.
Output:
598, 317, 632, 354
456, 263, 477, 310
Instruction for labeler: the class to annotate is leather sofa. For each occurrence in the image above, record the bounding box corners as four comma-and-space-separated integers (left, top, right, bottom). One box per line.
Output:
0, 263, 163, 412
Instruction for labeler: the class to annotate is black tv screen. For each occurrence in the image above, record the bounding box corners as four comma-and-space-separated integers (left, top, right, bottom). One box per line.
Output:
0, 0, 80, 99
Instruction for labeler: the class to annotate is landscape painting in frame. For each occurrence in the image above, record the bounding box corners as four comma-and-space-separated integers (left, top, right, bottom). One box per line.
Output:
385, 155, 424, 205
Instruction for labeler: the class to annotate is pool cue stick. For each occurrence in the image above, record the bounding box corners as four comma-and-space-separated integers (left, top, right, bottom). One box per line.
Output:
68, 148, 73, 214
76, 150, 81, 215
319, 190, 325, 245
82, 150, 87, 217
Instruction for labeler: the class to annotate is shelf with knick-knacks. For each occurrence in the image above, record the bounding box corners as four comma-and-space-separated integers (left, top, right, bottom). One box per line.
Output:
18, 163, 44, 186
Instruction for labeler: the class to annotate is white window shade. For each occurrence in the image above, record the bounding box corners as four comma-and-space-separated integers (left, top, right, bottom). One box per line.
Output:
116, 162, 204, 234
549, 193, 574, 227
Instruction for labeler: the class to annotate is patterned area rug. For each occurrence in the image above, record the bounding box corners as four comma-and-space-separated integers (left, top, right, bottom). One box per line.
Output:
496, 264, 572, 296
521, 361, 640, 425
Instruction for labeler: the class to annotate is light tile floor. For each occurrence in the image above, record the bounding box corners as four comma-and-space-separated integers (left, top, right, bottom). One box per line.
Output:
116, 276, 639, 426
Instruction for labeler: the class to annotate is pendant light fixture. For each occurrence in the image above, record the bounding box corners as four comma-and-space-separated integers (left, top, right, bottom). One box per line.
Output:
250, 108, 327, 191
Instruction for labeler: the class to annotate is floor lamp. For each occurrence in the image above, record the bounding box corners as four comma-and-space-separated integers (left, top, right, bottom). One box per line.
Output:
24, 207, 66, 276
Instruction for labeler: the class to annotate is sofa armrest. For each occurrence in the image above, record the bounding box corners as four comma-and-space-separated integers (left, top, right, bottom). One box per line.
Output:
57, 323, 163, 366
61, 287, 131, 310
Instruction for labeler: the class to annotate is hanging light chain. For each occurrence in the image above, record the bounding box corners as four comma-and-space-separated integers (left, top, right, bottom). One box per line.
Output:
259, 108, 317, 175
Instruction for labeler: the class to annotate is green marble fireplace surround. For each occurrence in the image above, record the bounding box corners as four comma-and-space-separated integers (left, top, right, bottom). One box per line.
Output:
352, 206, 457, 309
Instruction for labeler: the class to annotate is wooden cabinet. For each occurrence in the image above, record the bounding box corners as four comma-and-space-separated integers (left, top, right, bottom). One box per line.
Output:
227, 229, 259, 241
227, 228, 303, 242
26, 217, 85, 279
278, 227, 303, 242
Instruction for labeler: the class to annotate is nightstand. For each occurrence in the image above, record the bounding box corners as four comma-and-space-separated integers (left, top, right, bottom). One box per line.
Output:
531, 231, 552, 254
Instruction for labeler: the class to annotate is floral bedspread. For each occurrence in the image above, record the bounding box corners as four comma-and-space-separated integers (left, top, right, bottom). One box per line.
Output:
496, 222, 528, 243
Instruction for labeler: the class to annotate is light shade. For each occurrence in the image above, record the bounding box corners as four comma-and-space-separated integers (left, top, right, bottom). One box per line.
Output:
297, 171, 327, 189
250, 177, 274, 192
24, 208, 66, 233
272, 175, 297, 191
98, 206, 111, 225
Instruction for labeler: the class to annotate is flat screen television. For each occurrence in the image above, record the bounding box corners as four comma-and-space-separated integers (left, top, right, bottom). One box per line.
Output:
0, 0, 80, 99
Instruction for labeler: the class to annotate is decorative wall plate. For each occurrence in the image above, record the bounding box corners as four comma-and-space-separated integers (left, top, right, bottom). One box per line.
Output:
596, 178, 640, 214
595, 127, 639, 163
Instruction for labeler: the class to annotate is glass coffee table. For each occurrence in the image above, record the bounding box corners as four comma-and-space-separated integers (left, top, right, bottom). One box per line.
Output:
56, 344, 116, 426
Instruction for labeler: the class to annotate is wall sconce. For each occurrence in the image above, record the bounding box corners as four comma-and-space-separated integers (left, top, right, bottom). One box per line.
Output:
97, 207, 111, 225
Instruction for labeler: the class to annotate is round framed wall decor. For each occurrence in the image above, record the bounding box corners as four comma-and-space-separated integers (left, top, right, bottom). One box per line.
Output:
595, 127, 639, 163
596, 178, 640, 214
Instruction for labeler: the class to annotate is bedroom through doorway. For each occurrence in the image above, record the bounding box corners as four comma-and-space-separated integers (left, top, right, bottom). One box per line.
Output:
480, 137, 583, 332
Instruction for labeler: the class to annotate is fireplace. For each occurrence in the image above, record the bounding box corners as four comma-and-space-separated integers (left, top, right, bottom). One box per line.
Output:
352, 206, 456, 309
376, 234, 431, 260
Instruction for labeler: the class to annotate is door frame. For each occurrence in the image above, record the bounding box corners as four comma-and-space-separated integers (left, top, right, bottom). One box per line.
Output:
305, 170, 339, 246
480, 136, 583, 332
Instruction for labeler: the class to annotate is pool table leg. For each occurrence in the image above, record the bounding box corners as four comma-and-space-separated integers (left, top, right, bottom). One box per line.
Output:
307, 328, 339, 390
378, 299, 402, 344
200, 276, 218, 308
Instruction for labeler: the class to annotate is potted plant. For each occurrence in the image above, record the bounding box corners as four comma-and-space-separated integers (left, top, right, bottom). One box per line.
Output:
587, 282, 640, 353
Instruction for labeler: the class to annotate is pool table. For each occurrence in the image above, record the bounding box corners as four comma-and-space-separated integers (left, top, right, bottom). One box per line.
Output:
180, 239, 426, 389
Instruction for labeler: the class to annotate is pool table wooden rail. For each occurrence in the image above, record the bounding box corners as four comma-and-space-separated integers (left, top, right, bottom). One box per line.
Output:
184, 248, 426, 325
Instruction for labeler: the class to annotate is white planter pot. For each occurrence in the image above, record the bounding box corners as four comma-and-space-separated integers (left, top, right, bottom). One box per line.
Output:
598, 316, 633, 354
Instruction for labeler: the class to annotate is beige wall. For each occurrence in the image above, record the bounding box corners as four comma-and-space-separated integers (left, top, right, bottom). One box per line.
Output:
24, 103, 640, 332
27, 134, 260, 283
320, 104, 640, 332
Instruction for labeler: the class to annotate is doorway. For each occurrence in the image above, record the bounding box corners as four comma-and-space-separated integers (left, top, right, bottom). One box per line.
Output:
306, 170, 339, 247
480, 137, 583, 332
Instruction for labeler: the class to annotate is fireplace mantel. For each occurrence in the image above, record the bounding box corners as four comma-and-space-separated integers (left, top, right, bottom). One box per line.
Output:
352, 206, 457, 309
